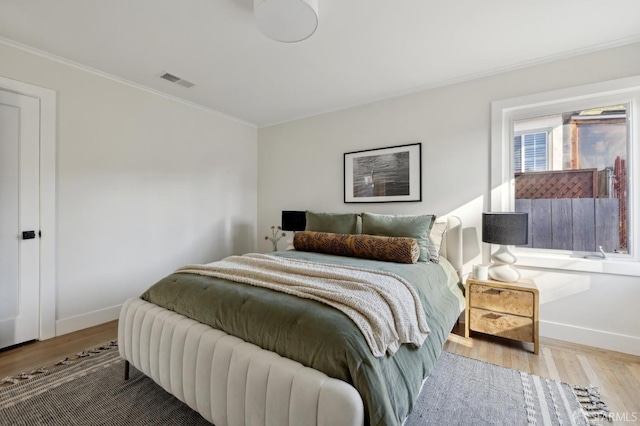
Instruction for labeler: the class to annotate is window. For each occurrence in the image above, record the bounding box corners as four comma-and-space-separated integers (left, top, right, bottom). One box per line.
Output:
491, 76, 640, 275
514, 132, 549, 173
513, 106, 628, 254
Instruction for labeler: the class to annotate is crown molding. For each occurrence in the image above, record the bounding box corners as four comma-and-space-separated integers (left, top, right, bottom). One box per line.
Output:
259, 35, 640, 128
0, 36, 257, 128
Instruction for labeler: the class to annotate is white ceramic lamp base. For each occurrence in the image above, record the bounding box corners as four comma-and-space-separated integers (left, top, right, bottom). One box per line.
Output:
488, 245, 521, 282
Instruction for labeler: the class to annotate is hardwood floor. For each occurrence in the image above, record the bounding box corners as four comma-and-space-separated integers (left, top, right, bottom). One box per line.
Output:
1, 321, 638, 424
0, 320, 118, 379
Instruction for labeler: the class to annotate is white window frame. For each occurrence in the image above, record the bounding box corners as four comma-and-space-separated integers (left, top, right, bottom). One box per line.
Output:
491, 75, 640, 277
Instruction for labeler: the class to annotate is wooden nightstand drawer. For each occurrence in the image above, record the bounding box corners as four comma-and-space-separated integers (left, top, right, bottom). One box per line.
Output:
465, 278, 539, 354
469, 284, 533, 317
469, 308, 534, 343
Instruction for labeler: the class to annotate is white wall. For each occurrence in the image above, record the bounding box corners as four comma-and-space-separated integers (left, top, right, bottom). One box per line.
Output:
0, 43, 258, 335
258, 42, 640, 355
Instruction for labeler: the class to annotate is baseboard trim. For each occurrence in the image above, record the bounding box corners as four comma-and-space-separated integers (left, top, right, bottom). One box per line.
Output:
55, 304, 122, 337
540, 320, 640, 356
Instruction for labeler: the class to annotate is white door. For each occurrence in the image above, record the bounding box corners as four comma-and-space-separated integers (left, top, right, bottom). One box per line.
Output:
0, 89, 40, 349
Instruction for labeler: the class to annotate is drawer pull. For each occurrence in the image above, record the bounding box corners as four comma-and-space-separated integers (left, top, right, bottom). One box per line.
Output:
483, 313, 503, 320
484, 289, 505, 295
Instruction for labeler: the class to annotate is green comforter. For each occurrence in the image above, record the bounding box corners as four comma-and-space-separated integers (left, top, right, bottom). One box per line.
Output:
141, 251, 465, 426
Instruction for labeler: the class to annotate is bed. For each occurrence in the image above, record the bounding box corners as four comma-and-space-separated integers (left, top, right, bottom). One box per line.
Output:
118, 214, 465, 426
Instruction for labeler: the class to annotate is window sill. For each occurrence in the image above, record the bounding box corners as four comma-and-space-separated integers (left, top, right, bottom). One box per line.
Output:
515, 251, 640, 277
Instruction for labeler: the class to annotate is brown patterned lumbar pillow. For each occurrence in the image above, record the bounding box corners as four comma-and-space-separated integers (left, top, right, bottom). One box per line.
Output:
293, 231, 420, 264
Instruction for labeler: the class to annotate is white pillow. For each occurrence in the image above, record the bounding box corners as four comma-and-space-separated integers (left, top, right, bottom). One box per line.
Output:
428, 221, 447, 263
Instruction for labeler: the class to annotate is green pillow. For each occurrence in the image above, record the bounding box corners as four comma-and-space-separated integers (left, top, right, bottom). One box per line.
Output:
360, 212, 435, 262
305, 211, 359, 234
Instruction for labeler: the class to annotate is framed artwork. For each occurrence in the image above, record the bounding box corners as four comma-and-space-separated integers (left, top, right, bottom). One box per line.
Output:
344, 143, 422, 203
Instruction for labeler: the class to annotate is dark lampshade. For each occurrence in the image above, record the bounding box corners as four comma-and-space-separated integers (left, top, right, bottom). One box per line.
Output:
482, 212, 528, 245
281, 210, 306, 232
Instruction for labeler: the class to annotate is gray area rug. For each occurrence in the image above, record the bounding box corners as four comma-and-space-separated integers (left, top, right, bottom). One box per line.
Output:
404, 351, 607, 425
0, 342, 607, 425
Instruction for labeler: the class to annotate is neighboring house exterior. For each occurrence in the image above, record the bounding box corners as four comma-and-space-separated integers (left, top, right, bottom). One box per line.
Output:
514, 108, 628, 253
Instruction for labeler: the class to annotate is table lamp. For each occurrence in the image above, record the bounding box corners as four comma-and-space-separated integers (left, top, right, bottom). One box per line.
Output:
482, 212, 528, 282
281, 211, 306, 250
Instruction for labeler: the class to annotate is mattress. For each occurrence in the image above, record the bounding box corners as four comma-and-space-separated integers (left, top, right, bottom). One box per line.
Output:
140, 251, 464, 426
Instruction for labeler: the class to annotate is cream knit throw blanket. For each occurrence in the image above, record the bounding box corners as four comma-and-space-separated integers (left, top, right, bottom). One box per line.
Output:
176, 253, 430, 357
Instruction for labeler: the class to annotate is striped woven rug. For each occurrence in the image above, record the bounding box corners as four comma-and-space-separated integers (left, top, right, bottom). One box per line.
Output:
405, 351, 609, 425
0, 342, 607, 425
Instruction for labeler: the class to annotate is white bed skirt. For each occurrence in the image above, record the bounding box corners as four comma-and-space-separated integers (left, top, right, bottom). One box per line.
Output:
118, 297, 365, 426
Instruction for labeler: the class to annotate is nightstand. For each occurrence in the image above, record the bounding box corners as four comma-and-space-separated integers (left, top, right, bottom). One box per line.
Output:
465, 277, 539, 355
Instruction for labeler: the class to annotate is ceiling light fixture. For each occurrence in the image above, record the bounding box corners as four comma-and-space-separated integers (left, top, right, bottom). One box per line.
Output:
254, 0, 318, 43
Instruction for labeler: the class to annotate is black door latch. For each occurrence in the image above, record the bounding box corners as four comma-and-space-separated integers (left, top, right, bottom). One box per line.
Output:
22, 230, 36, 240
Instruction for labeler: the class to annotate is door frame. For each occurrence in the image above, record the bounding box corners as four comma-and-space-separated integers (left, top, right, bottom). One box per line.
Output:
0, 77, 56, 340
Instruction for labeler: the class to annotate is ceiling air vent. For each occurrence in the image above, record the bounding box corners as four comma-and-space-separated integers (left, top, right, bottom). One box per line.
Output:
159, 72, 195, 88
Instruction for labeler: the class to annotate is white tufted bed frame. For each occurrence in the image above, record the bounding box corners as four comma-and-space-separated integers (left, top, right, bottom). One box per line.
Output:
118, 216, 463, 426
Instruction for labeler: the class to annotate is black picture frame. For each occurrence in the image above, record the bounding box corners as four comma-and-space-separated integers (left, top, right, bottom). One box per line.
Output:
344, 143, 422, 203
